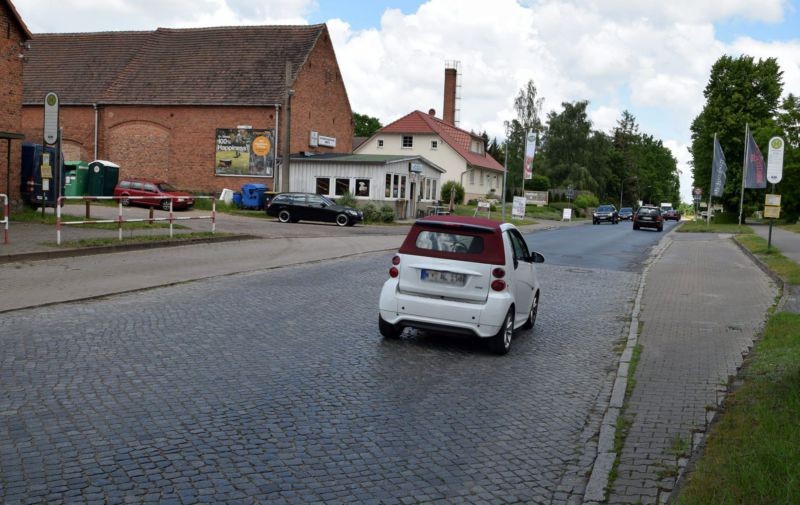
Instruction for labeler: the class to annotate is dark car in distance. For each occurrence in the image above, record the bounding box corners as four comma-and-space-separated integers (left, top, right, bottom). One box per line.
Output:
633, 205, 663, 232
593, 204, 619, 224
113, 178, 194, 210
265, 192, 364, 226
618, 207, 633, 220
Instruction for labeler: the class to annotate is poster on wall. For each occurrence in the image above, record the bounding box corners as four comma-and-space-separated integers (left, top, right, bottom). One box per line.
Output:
215, 128, 274, 177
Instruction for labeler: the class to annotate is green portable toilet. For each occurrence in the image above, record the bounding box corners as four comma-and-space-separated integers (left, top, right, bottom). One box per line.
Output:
63, 161, 89, 196
87, 160, 121, 196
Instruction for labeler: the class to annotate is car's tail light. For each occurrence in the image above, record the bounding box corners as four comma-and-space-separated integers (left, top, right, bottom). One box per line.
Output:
492, 267, 505, 278
491, 279, 506, 291
392, 255, 401, 265
389, 266, 399, 278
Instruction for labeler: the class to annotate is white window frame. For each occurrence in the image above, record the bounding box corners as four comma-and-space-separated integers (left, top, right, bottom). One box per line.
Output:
402, 136, 413, 149
377, 139, 384, 148
385, 173, 408, 199
431, 140, 438, 150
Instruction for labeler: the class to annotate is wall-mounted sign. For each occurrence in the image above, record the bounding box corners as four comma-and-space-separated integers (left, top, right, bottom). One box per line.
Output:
409, 163, 423, 173
43, 92, 59, 145
215, 128, 275, 177
309, 131, 319, 147
318, 135, 336, 148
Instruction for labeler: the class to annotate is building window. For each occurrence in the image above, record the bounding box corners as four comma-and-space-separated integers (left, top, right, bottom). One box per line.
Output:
470, 140, 483, 154
469, 170, 475, 185
431, 140, 438, 150
316, 177, 330, 195
355, 179, 370, 197
385, 174, 407, 199
432, 180, 437, 200
335, 178, 350, 196
377, 139, 384, 148
480, 171, 484, 186
402, 136, 413, 148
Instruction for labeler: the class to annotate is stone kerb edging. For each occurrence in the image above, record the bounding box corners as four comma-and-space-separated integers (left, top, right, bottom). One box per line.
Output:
582, 235, 674, 504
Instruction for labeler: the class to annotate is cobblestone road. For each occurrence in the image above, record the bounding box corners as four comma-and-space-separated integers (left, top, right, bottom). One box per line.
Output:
1, 251, 639, 504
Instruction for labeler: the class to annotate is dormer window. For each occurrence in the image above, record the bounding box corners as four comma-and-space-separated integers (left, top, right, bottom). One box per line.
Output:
431, 140, 438, 150
402, 136, 413, 148
470, 140, 483, 154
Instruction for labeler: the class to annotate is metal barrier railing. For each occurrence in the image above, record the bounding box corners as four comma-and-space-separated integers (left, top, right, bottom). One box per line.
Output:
56, 196, 216, 246
1, 193, 8, 244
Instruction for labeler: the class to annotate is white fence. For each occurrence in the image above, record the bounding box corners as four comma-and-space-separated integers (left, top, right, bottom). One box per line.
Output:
56, 196, 216, 245
1, 193, 7, 244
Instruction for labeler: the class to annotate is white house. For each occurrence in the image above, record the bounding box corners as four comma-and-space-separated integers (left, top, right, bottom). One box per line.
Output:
288, 153, 444, 219
355, 109, 505, 202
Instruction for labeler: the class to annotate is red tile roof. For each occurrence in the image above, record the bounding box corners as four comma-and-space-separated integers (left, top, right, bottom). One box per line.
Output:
379, 110, 504, 173
23, 25, 326, 106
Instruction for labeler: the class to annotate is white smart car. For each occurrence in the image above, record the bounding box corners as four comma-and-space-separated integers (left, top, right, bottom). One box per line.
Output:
378, 215, 545, 355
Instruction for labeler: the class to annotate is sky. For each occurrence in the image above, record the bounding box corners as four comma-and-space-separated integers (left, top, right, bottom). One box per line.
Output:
13, 0, 800, 203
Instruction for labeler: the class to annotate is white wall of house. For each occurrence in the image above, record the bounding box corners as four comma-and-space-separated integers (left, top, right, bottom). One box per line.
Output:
357, 133, 502, 202
289, 158, 443, 219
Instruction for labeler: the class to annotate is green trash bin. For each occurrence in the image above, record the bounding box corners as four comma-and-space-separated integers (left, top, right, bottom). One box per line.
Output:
87, 160, 121, 196
63, 161, 89, 196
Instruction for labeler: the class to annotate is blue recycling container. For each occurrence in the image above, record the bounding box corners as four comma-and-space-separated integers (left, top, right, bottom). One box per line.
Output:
240, 183, 268, 209
232, 192, 243, 208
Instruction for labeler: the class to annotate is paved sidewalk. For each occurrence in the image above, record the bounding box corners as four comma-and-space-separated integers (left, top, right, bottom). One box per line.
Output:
599, 233, 779, 504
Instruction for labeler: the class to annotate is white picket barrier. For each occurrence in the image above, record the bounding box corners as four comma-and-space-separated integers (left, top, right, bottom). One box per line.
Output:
1, 193, 8, 244
56, 195, 216, 245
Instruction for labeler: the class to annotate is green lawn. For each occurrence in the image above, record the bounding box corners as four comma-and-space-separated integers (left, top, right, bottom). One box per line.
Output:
677, 221, 753, 234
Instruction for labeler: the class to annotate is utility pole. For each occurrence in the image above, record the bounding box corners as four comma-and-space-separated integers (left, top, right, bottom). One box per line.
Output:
281, 62, 293, 193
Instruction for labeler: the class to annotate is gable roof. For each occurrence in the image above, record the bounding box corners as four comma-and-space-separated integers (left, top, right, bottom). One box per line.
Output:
3, 0, 32, 40
23, 24, 326, 106
376, 110, 504, 173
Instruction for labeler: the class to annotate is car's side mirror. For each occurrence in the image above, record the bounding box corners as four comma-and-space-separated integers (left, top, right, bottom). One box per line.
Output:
530, 251, 545, 263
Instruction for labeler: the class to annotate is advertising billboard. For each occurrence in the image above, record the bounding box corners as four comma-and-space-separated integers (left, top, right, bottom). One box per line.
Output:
215, 128, 275, 177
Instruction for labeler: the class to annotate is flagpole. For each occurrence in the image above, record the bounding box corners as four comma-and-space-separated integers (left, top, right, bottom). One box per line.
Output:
707, 133, 715, 225
738, 123, 749, 225
501, 141, 508, 221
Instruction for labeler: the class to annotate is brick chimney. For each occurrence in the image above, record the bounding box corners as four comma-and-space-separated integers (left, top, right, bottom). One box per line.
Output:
443, 67, 457, 125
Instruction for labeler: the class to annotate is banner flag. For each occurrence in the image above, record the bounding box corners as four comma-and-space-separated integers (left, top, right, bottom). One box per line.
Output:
744, 130, 766, 188
523, 130, 536, 180
711, 136, 727, 197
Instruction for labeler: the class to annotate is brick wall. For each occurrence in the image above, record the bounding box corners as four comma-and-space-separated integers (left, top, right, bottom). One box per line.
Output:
20, 30, 354, 197
0, 4, 26, 204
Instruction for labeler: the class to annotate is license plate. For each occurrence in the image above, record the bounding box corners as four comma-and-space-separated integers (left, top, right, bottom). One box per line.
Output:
641, 216, 652, 221
421, 269, 465, 285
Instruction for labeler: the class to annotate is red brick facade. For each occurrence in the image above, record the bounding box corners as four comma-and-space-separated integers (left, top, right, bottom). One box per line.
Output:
21, 27, 353, 195
0, 0, 30, 204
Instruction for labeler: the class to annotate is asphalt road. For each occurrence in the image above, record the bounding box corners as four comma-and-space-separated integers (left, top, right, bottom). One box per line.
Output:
0, 224, 668, 504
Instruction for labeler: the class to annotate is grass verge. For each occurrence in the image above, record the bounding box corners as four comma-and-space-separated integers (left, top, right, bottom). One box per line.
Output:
58, 231, 228, 248
736, 234, 800, 285
674, 312, 800, 505
606, 342, 643, 497
677, 221, 753, 234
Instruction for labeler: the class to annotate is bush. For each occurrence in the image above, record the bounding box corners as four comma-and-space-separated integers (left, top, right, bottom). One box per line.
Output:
574, 193, 599, 209
380, 205, 395, 223
336, 192, 358, 208
441, 181, 465, 205
360, 202, 381, 223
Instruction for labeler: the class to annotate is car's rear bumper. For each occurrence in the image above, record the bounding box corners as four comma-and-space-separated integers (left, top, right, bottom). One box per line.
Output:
379, 279, 510, 338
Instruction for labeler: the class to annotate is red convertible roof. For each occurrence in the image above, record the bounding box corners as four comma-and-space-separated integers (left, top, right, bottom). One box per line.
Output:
398, 215, 506, 264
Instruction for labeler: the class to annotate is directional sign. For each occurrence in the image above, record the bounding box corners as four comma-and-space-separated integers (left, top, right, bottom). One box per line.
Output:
767, 137, 784, 184
43, 92, 59, 145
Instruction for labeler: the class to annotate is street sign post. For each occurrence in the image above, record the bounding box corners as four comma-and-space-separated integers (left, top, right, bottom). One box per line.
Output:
767, 137, 784, 184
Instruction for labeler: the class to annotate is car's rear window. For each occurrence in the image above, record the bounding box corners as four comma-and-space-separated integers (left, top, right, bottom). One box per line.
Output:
638, 208, 659, 216
399, 223, 504, 264
118, 180, 131, 189
598, 205, 614, 212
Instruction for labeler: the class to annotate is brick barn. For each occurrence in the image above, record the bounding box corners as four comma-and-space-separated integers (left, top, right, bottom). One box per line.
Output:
1, 0, 31, 205
21, 23, 353, 195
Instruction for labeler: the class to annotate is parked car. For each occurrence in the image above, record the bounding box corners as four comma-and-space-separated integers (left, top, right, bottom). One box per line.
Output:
593, 204, 619, 224
378, 215, 545, 355
633, 205, 663, 231
265, 192, 364, 226
662, 208, 681, 221
113, 178, 194, 210
618, 207, 633, 220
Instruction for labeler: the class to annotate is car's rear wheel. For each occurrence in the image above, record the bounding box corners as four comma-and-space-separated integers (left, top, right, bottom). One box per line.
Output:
160, 199, 171, 211
335, 213, 350, 227
121, 196, 131, 207
488, 309, 514, 355
522, 293, 539, 330
379, 316, 401, 339
278, 210, 291, 223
